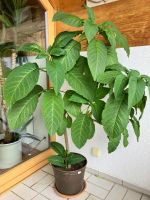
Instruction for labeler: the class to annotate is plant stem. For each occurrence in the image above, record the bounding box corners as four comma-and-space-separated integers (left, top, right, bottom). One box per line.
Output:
64, 129, 69, 152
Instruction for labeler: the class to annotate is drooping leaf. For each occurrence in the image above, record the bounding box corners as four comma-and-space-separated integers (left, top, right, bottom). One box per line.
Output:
63, 90, 81, 117
84, 19, 98, 42
105, 29, 116, 49
66, 115, 72, 128
128, 77, 145, 109
130, 117, 140, 142
122, 129, 129, 147
106, 63, 128, 73
68, 153, 85, 165
57, 117, 67, 136
95, 86, 110, 99
92, 100, 105, 124
108, 135, 121, 153
107, 47, 118, 66
102, 94, 129, 138
69, 93, 88, 104
71, 114, 94, 148
48, 155, 65, 167
42, 90, 64, 135
51, 142, 65, 156
3, 63, 39, 106
87, 117, 95, 139
18, 43, 45, 54
97, 71, 120, 84
53, 11, 83, 27
46, 60, 65, 94
87, 39, 107, 81
53, 31, 82, 48
142, 75, 150, 96
58, 40, 81, 72
7, 85, 43, 130
114, 74, 128, 98
135, 96, 147, 120
66, 67, 96, 102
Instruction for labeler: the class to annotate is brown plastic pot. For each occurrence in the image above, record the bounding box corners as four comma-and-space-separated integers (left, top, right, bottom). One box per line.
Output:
52, 153, 87, 196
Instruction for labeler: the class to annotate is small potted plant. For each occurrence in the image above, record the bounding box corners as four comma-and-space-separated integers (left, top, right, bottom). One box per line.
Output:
3, 6, 150, 197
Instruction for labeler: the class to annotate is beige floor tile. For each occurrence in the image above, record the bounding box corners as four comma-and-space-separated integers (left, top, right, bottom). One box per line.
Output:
32, 194, 49, 200
23, 170, 47, 187
141, 195, 150, 200
0, 191, 22, 200
71, 191, 89, 200
86, 182, 108, 199
87, 175, 114, 190
32, 174, 54, 193
41, 186, 67, 200
11, 183, 37, 200
87, 194, 102, 200
123, 190, 142, 200
105, 184, 127, 200
85, 171, 92, 180
41, 164, 54, 175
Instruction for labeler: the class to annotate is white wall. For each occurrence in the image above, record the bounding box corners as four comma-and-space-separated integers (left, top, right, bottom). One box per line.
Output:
58, 45, 150, 191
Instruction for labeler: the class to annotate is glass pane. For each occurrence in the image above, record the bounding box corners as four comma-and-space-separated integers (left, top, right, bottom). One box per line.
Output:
0, 0, 49, 174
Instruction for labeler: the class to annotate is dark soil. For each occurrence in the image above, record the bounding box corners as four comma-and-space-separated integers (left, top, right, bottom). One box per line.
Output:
0, 132, 20, 144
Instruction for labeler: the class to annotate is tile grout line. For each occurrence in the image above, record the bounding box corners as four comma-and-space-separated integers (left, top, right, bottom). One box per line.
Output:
122, 188, 128, 200
11, 190, 24, 200
103, 183, 115, 200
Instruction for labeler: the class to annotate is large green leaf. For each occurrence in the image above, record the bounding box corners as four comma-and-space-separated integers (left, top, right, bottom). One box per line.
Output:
108, 135, 121, 153
114, 74, 128, 99
87, 117, 95, 139
42, 90, 64, 135
63, 90, 81, 117
84, 19, 98, 42
58, 40, 81, 72
107, 47, 118, 66
53, 12, 83, 27
92, 100, 105, 124
128, 77, 145, 109
53, 31, 81, 48
46, 60, 65, 94
66, 67, 96, 102
69, 93, 88, 104
18, 43, 45, 54
122, 129, 129, 147
130, 117, 140, 142
57, 117, 67, 136
51, 142, 65, 156
3, 63, 39, 106
95, 86, 110, 99
87, 39, 107, 81
71, 114, 94, 148
48, 155, 65, 167
102, 94, 129, 138
97, 71, 120, 84
68, 153, 85, 165
49, 47, 66, 56
7, 85, 43, 130
106, 63, 128, 73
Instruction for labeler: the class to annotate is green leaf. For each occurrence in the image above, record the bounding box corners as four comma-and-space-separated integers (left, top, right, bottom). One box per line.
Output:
135, 96, 147, 120
86, 6, 96, 22
95, 86, 110, 99
71, 114, 93, 148
0, 15, 12, 27
42, 90, 64, 135
87, 117, 95, 139
142, 75, 150, 96
49, 47, 66, 56
69, 93, 88, 104
7, 85, 43, 130
57, 117, 67, 136
106, 64, 128, 73
66, 67, 96, 102
114, 74, 128, 98
102, 94, 129, 138
58, 40, 81, 72
18, 43, 45, 54
87, 39, 107, 81
84, 19, 98, 42
108, 135, 121, 153
63, 90, 81, 117
36, 53, 49, 59
68, 153, 85, 165
53, 31, 82, 48
3, 63, 39, 106
92, 100, 105, 124
97, 71, 120, 84
51, 142, 65, 156
130, 117, 140, 142
48, 155, 65, 167
2, 66, 12, 78
53, 12, 83, 27
128, 77, 145, 109
66, 115, 72, 128
105, 29, 116, 49
46, 60, 65, 94
122, 129, 129, 147
107, 47, 118, 66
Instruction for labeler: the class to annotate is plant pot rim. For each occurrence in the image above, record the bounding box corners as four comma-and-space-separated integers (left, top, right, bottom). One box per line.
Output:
52, 153, 87, 172
0, 132, 21, 147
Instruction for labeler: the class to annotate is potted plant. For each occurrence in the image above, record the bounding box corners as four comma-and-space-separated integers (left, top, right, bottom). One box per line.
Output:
3, 6, 150, 196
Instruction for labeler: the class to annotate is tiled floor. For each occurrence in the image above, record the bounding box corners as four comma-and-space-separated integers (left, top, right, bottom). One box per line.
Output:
0, 164, 150, 200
